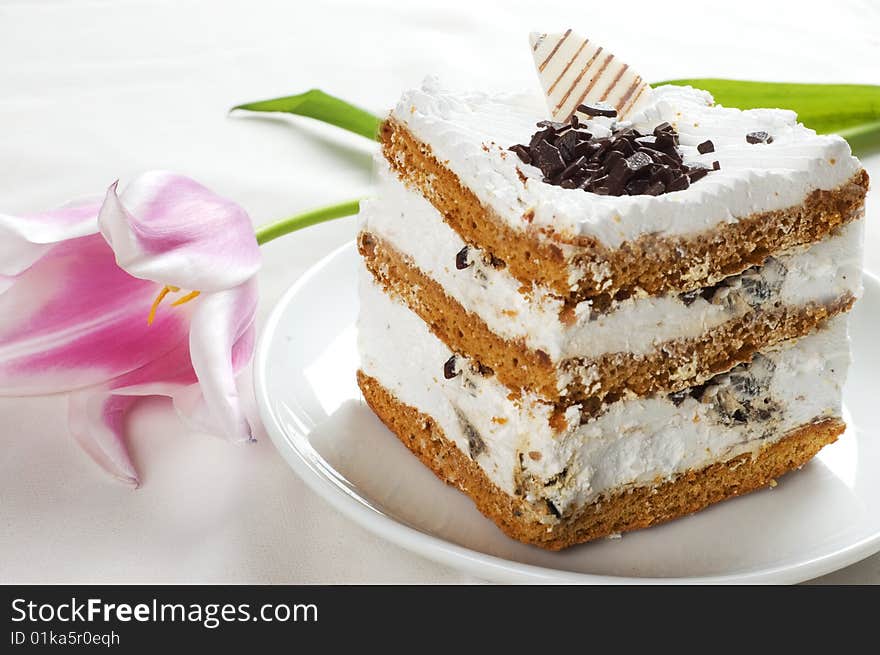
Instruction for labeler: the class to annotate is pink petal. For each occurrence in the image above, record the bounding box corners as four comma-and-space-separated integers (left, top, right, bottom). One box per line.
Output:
68, 388, 140, 486
66, 292, 255, 485
0, 234, 191, 395
0, 199, 101, 280
109, 340, 197, 393
98, 172, 261, 293
105, 281, 258, 443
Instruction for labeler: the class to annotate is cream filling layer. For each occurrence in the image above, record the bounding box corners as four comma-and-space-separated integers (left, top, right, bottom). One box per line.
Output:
358, 270, 849, 516
362, 160, 863, 365
391, 79, 860, 247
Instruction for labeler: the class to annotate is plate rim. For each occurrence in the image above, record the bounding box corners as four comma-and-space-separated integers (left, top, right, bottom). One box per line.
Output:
254, 239, 880, 584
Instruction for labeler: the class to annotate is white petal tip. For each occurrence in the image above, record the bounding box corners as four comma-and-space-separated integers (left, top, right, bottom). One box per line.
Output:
69, 391, 142, 490
99, 458, 141, 488
120, 474, 141, 488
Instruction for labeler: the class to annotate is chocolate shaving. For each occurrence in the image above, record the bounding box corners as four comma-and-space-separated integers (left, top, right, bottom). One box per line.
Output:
577, 102, 617, 118
555, 130, 580, 159
687, 167, 709, 183
624, 151, 652, 174
697, 140, 715, 154
746, 131, 773, 144
509, 144, 531, 164
534, 140, 565, 175
509, 118, 716, 196
455, 246, 470, 270
667, 175, 689, 192
625, 178, 650, 195
537, 119, 570, 133
443, 356, 459, 380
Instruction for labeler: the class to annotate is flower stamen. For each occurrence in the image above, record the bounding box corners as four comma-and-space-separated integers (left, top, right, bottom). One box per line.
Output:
147, 285, 179, 325
171, 290, 201, 307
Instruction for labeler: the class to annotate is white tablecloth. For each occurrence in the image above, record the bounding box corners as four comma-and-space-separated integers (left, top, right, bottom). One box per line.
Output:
1, 0, 878, 584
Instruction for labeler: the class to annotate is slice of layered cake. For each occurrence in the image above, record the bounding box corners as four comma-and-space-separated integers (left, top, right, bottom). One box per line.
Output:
357, 32, 868, 549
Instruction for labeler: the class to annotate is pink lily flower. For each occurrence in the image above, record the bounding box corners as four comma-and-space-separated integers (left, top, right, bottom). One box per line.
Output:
0, 172, 261, 485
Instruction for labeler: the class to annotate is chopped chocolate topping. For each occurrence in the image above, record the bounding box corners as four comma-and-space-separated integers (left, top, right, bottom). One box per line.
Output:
455, 245, 470, 270
443, 355, 459, 379
712, 160, 721, 171
545, 500, 562, 518
667, 175, 689, 192
625, 178, 650, 195
624, 150, 652, 174
577, 102, 617, 118
534, 140, 565, 176
509, 144, 531, 164
746, 131, 773, 144
536, 119, 571, 133
508, 118, 715, 197
697, 140, 715, 154
555, 130, 580, 160
687, 167, 709, 183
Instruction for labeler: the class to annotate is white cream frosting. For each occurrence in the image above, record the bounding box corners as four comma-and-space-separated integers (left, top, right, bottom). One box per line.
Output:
362, 160, 863, 366
358, 271, 849, 515
391, 79, 860, 248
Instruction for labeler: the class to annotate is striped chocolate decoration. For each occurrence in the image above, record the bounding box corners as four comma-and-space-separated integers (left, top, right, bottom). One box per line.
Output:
529, 30, 652, 121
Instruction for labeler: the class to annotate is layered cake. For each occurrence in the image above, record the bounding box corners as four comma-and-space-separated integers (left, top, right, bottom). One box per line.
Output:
357, 32, 868, 549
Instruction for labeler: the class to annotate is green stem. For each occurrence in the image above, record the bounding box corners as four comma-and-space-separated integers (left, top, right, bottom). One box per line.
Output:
255, 199, 362, 245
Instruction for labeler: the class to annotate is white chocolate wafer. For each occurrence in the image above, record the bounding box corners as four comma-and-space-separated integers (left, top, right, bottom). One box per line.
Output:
529, 30, 652, 121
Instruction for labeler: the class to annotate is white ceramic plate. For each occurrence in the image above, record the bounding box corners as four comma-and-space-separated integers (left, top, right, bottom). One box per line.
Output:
255, 241, 880, 583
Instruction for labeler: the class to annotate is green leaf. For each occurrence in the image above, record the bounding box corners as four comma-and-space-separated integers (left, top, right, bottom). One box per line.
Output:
653, 79, 880, 136
232, 89, 381, 141
838, 119, 880, 154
